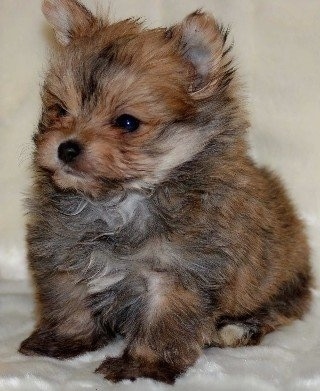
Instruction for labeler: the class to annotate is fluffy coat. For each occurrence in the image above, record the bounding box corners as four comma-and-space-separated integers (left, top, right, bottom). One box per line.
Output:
19, 0, 312, 384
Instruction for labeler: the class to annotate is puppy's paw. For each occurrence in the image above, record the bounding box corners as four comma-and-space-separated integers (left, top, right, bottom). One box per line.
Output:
19, 328, 94, 359
95, 355, 179, 384
216, 317, 263, 347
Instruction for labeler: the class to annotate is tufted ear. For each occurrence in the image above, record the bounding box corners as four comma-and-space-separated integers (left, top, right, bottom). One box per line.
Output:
42, 0, 97, 45
172, 11, 232, 98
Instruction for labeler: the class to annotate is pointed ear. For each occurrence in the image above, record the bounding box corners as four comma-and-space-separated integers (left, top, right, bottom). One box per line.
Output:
171, 11, 232, 99
42, 0, 97, 45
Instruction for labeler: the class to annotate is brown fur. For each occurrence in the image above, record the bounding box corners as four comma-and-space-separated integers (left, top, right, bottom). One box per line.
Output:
19, 0, 312, 384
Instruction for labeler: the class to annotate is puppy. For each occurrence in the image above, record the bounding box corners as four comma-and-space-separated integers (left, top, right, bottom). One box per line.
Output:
19, 0, 312, 384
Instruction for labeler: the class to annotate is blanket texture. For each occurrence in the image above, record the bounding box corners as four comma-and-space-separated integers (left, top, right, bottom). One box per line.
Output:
1, 1, 319, 390
0, 280, 319, 391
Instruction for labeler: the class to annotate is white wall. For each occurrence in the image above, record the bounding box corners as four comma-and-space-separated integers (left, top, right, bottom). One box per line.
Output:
1, 0, 319, 282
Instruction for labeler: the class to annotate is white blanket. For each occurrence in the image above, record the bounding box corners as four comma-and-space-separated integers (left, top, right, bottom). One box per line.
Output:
0, 280, 319, 391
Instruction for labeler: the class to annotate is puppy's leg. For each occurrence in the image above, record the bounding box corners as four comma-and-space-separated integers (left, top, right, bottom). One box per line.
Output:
19, 271, 113, 359
19, 327, 109, 359
216, 271, 312, 348
216, 316, 265, 347
96, 282, 204, 384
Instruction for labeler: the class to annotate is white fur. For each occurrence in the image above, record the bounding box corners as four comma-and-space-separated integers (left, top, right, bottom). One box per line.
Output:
147, 129, 210, 184
88, 273, 126, 294
146, 272, 166, 310
85, 249, 127, 294
218, 324, 246, 346
87, 191, 150, 234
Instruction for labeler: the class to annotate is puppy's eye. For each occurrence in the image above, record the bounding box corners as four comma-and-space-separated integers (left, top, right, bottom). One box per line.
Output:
115, 114, 141, 132
50, 103, 68, 117
56, 104, 68, 117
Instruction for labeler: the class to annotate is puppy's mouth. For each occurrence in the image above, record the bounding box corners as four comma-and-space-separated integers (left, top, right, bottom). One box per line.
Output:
37, 156, 96, 195
49, 166, 100, 195
54, 167, 83, 183
58, 165, 83, 178
39, 160, 84, 181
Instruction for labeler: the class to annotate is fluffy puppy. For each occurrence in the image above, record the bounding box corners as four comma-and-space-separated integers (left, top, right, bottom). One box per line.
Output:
19, 0, 312, 384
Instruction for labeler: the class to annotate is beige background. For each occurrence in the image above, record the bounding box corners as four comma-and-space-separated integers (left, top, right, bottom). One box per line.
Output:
0, 0, 319, 282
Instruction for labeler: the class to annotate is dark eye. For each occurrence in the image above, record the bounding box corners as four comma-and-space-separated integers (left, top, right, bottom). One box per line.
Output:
57, 104, 68, 117
52, 103, 68, 117
115, 114, 141, 132
59, 106, 68, 116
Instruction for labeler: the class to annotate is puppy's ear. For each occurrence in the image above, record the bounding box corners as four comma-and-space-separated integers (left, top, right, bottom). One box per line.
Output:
42, 0, 97, 45
171, 11, 232, 99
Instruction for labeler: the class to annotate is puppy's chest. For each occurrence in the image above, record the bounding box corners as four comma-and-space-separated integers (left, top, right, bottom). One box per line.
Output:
86, 247, 175, 313
57, 191, 152, 239
56, 191, 182, 298
84, 235, 181, 298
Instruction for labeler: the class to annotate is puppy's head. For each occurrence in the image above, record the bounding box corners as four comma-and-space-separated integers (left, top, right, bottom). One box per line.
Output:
36, 0, 239, 197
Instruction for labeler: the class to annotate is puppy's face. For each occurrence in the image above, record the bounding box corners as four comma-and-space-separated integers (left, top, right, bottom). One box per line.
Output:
36, 0, 231, 197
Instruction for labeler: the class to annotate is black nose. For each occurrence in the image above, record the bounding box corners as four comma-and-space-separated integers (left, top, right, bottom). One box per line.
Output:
58, 140, 82, 163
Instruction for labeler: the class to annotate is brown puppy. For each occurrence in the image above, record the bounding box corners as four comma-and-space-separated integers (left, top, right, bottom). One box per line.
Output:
19, 0, 312, 384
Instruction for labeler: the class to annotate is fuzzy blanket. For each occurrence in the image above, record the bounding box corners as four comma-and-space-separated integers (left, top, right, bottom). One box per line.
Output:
0, 279, 319, 391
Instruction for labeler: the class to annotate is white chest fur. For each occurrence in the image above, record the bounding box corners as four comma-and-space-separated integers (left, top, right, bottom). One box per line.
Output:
57, 190, 151, 236
88, 191, 151, 234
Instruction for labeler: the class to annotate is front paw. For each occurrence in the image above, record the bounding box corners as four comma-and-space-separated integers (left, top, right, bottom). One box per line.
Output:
19, 328, 93, 359
95, 354, 180, 384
